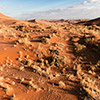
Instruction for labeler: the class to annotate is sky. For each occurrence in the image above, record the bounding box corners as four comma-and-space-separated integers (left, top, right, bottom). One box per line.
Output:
0, 0, 100, 19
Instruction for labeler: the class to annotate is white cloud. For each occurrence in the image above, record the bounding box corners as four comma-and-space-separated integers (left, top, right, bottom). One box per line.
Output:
84, 0, 100, 4
71, 0, 100, 8
83, 1, 88, 5
90, 0, 100, 3
15, 0, 100, 20
16, 7, 100, 20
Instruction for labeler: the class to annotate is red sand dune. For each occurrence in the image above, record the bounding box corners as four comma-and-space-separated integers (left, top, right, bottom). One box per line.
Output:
0, 13, 19, 25
0, 13, 100, 100
85, 17, 100, 26
77, 17, 100, 26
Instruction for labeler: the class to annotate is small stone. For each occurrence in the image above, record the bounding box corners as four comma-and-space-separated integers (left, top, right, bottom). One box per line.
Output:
16, 58, 22, 61
3, 48, 7, 50
25, 55, 29, 58
13, 44, 17, 47
59, 81, 66, 87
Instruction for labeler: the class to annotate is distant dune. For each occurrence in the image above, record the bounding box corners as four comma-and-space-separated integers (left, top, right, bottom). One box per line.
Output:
0, 13, 12, 19
77, 17, 100, 26
85, 17, 100, 26
0, 13, 19, 25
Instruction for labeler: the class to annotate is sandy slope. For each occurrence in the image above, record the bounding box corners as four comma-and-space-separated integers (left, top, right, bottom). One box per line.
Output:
0, 14, 100, 100
0, 13, 19, 25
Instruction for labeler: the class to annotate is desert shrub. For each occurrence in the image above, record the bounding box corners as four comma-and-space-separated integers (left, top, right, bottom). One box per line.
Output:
13, 24, 26, 31
46, 26, 52, 29
21, 59, 33, 66
94, 60, 100, 70
84, 36, 100, 53
36, 55, 66, 67
18, 33, 29, 38
12, 24, 43, 33
75, 34, 100, 53
74, 43, 86, 52
80, 77, 100, 100
16, 38, 30, 45
85, 36, 95, 44
49, 49, 60, 55
41, 37, 49, 43
46, 55, 66, 67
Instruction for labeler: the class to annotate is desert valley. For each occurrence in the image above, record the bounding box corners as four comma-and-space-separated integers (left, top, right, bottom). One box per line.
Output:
0, 13, 100, 100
